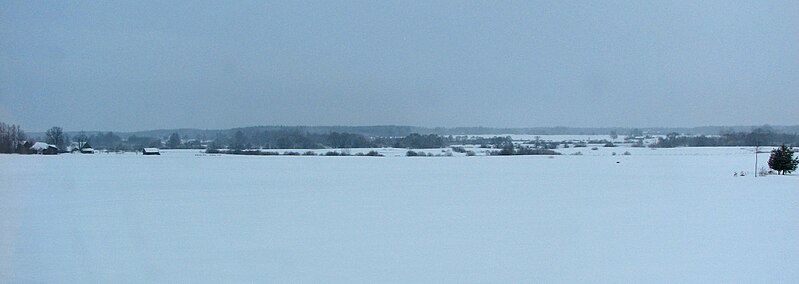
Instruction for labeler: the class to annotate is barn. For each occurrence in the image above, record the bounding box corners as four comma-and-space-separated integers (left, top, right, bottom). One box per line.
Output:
30, 142, 59, 155
143, 148, 161, 155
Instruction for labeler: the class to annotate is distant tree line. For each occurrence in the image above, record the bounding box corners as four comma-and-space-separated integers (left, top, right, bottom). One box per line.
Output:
386, 133, 445, 149
652, 127, 799, 148
207, 130, 524, 152
214, 130, 378, 150
210, 131, 455, 151
23, 123, 798, 154
41, 124, 799, 145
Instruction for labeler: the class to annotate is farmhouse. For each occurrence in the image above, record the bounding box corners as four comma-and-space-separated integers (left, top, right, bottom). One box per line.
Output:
29, 142, 59, 155
69, 142, 94, 154
143, 148, 161, 155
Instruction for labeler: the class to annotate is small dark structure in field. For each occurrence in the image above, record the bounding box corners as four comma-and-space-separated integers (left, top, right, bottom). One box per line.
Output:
143, 148, 161, 155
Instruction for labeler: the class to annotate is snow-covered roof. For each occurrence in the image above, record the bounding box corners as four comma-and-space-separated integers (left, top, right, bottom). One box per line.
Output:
30, 142, 56, 151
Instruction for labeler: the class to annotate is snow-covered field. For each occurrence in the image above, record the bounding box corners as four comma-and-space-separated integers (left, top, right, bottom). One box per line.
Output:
467, 134, 662, 144
1, 147, 797, 283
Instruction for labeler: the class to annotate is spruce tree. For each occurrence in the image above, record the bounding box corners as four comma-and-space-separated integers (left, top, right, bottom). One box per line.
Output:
166, 132, 181, 149
768, 144, 799, 175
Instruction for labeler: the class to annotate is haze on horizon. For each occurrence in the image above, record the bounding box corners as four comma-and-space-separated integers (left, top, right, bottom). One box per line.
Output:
2, 1, 797, 132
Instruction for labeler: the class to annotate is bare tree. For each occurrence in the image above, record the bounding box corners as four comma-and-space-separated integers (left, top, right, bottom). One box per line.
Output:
0, 122, 27, 153
46, 126, 65, 150
73, 131, 89, 149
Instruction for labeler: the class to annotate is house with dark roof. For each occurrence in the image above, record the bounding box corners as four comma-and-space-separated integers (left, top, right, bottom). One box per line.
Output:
70, 142, 94, 154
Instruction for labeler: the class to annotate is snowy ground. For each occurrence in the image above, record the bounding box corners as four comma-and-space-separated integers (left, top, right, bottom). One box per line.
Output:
1, 147, 797, 283
466, 134, 662, 144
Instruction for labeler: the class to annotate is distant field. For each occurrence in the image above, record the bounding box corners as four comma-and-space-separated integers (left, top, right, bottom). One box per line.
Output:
1, 147, 797, 282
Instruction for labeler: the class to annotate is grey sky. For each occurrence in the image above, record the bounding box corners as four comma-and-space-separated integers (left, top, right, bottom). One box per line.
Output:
2, 1, 797, 132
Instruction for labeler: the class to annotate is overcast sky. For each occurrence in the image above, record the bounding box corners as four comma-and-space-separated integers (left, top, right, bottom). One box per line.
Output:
1, 1, 797, 132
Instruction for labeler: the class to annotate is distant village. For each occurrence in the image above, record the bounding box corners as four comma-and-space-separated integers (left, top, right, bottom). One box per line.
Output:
15, 140, 162, 156
1, 122, 177, 155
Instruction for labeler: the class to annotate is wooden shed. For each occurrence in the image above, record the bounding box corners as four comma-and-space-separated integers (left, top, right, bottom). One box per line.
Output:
143, 148, 161, 155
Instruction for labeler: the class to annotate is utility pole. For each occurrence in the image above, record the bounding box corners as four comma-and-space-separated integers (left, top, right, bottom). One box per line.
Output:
754, 145, 759, 177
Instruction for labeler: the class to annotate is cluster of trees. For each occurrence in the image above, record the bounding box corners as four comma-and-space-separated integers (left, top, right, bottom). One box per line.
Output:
1, 124, 82, 154
207, 148, 384, 157
0, 122, 28, 153
653, 128, 799, 148
492, 145, 561, 156
66, 131, 199, 151
211, 130, 377, 151
522, 138, 562, 150
389, 133, 445, 149
59, 131, 163, 151
209, 131, 468, 151
1, 124, 73, 154
462, 136, 513, 148
406, 150, 453, 157
225, 130, 536, 151
207, 130, 527, 152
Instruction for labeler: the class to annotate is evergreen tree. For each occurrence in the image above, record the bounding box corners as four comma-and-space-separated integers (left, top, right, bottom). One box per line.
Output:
166, 132, 181, 149
768, 144, 799, 175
